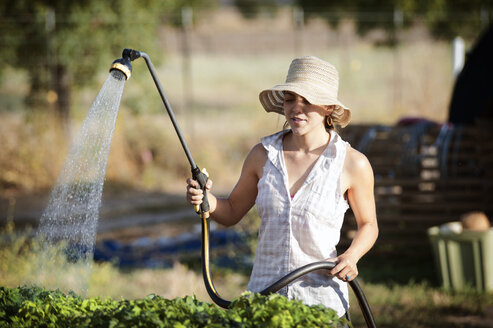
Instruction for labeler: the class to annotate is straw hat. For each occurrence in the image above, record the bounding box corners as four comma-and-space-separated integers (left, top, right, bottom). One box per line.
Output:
259, 56, 351, 127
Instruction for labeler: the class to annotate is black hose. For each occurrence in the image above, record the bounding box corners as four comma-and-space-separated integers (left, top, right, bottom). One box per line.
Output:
201, 216, 377, 328
201, 216, 231, 308
138, 52, 197, 170
137, 51, 210, 215
259, 261, 377, 328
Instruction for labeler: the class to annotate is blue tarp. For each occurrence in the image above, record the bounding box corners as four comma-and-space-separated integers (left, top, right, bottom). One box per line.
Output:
93, 229, 251, 269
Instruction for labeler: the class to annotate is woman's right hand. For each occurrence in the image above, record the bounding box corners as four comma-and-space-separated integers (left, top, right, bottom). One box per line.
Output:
186, 177, 213, 206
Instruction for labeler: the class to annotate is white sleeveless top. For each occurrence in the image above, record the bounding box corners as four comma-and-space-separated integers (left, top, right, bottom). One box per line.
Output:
248, 129, 350, 317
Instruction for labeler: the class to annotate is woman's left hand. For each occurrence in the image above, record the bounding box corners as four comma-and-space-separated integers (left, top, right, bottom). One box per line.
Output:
327, 253, 359, 282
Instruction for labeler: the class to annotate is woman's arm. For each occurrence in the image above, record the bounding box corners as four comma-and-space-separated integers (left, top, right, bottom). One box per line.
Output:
186, 143, 266, 227
329, 147, 379, 281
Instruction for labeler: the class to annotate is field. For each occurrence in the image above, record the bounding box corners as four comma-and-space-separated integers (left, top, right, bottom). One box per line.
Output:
0, 38, 455, 194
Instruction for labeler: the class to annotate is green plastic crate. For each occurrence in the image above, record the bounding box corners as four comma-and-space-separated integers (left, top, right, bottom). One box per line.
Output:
427, 227, 493, 292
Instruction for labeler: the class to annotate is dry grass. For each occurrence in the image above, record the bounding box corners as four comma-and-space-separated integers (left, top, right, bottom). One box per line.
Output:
0, 223, 248, 301
0, 36, 454, 195
349, 281, 493, 328
0, 112, 68, 192
87, 261, 248, 301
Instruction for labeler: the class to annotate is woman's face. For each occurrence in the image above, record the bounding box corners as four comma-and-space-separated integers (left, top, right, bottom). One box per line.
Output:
283, 92, 330, 136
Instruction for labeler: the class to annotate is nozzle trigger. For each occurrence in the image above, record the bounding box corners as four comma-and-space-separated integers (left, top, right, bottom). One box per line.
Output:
192, 167, 210, 217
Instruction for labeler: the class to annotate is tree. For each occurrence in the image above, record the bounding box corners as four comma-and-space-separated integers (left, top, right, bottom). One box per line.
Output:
296, 0, 493, 42
233, 0, 279, 20
0, 0, 211, 129
414, 0, 492, 40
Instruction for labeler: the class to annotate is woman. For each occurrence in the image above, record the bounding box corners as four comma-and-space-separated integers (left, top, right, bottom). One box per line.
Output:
186, 56, 378, 318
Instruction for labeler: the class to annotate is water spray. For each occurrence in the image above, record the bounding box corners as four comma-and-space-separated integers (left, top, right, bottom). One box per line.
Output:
36, 62, 127, 294
111, 49, 377, 327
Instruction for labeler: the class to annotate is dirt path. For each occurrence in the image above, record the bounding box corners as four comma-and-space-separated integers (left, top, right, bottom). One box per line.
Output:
0, 190, 199, 242
444, 306, 493, 327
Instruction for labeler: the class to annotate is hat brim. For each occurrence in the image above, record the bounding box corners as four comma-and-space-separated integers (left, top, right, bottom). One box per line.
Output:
259, 84, 351, 127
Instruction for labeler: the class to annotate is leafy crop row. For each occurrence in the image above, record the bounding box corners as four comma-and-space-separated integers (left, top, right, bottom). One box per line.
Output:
0, 286, 345, 328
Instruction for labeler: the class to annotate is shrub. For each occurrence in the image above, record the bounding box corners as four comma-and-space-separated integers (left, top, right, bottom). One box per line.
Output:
0, 285, 345, 328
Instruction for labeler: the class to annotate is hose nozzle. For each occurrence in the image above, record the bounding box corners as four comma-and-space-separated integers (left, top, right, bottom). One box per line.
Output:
109, 48, 142, 80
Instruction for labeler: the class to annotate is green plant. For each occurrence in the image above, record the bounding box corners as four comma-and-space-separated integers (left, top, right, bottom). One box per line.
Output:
0, 286, 345, 328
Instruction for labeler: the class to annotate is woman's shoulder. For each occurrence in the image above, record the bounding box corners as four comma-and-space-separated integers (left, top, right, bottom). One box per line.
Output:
247, 142, 267, 159
243, 143, 267, 179
243, 130, 288, 174
250, 142, 267, 157
261, 129, 288, 142
344, 145, 373, 176
245, 143, 267, 166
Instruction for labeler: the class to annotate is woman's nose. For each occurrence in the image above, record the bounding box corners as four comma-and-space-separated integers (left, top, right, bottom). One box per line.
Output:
291, 100, 304, 113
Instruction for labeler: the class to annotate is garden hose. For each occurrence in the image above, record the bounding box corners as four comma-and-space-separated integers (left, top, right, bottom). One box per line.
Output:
113, 48, 377, 328
201, 215, 377, 328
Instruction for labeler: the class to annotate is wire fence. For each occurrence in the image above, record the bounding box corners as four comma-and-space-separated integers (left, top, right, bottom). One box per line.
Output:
0, 7, 490, 123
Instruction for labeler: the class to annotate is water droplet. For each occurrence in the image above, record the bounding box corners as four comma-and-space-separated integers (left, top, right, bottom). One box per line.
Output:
35, 72, 126, 294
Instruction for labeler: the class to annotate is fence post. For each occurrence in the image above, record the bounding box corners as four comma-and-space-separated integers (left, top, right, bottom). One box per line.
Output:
452, 36, 465, 78
293, 7, 304, 56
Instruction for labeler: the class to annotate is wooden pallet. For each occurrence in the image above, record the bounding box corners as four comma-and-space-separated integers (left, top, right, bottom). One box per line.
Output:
338, 122, 493, 258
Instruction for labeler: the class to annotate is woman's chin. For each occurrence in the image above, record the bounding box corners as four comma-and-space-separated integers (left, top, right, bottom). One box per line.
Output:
290, 127, 307, 136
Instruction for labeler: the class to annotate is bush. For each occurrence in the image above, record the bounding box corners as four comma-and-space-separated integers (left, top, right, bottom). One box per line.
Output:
0, 286, 345, 328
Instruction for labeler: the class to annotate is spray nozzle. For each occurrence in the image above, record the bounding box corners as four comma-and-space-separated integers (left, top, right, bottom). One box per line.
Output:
109, 48, 142, 80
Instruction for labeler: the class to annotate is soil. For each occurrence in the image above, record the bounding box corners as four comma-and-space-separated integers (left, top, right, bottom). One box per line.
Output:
444, 306, 493, 327
0, 188, 200, 242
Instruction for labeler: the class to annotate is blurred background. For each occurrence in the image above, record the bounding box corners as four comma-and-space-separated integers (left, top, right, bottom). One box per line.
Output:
1, 1, 493, 327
